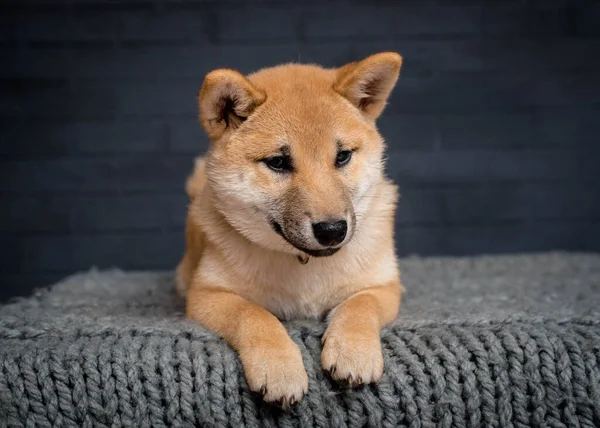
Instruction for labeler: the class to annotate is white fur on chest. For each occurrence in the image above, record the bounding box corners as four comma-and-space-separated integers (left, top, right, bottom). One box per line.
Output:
208, 221, 397, 320
251, 256, 362, 320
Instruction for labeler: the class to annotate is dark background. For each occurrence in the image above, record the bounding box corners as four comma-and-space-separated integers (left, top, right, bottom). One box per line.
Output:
1, 0, 599, 301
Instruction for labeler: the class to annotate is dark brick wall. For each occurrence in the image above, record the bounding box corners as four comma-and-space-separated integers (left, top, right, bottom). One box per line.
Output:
1, 0, 599, 300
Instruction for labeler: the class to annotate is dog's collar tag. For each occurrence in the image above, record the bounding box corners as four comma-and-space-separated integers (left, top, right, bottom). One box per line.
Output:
297, 254, 310, 265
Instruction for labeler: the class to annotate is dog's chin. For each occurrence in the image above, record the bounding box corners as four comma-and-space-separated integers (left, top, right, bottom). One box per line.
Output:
270, 221, 343, 258
298, 247, 341, 257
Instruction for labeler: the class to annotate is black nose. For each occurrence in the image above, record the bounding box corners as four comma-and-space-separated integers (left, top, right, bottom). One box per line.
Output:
312, 220, 348, 247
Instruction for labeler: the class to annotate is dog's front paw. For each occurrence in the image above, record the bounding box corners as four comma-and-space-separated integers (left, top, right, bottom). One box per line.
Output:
240, 338, 308, 408
321, 325, 383, 388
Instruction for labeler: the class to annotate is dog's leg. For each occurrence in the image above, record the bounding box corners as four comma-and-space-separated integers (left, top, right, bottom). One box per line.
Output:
321, 282, 402, 387
187, 286, 309, 407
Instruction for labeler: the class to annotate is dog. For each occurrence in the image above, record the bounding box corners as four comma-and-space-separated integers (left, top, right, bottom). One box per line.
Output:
176, 52, 404, 408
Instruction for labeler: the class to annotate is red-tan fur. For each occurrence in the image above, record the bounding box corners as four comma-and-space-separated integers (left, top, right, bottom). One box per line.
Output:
177, 53, 404, 407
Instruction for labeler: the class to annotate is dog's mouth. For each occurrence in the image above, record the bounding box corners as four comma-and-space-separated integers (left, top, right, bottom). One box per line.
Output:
270, 221, 341, 258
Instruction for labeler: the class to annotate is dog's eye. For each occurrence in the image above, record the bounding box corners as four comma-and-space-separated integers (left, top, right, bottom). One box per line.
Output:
263, 155, 292, 173
335, 150, 353, 168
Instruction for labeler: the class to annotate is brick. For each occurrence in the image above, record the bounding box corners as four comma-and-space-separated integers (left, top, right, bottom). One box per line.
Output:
118, 8, 212, 43
0, 1, 67, 6
1, 232, 183, 273
0, 12, 19, 43
396, 226, 445, 256
5, 38, 599, 82
218, 44, 301, 74
0, 79, 199, 119
378, 114, 437, 151
114, 81, 199, 117
528, 184, 599, 219
397, 41, 483, 77
385, 152, 437, 185
396, 189, 443, 225
387, 76, 437, 114
482, 1, 573, 36
66, 0, 154, 4
0, 157, 193, 193
169, 198, 189, 228
389, 71, 531, 114
54, 45, 297, 79
0, 273, 66, 302
8, 10, 71, 43
69, 194, 186, 231
5, 38, 599, 85
396, 221, 600, 256
582, 153, 600, 182
573, 0, 600, 37
168, 118, 210, 154
163, 0, 299, 3
0, 196, 70, 233
0, 46, 211, 79
533, 108, 600, 148
394, 38, 597, 74
69, 194, 164, 231
528, 71, 600, 107
9, 9, 119, 43
0, 47, 71, 79
287, 43, 391, 70
396, 224, 536, 256
529, 0, 571, 6
442, 185, 532, 225
435, 150, 581, 182
304, 3, 481, 39
217, 4, 298, 42
248, 40, 484, 77
0, 120, 167, 156
528, 221, 600, 252
0, 78, 115, 119
387, 150, 581, 184
0, 193, 187, 233
440, 113, 535, 149
482, 39, 600, 72
70, 8, 122, 42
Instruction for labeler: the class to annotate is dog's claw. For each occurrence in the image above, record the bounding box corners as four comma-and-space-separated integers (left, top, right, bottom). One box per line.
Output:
328, 365, 336, 376
259, 385, 267, 396
265, 395, 301, 411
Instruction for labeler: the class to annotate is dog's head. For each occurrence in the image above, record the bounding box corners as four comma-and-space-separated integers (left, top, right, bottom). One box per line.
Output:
199, 52, 402, 258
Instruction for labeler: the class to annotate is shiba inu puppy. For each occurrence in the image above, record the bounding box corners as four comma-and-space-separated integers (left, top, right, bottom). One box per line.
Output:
176, 52, 404, 408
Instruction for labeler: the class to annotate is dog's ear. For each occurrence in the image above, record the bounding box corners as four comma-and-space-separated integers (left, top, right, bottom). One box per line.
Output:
198, 69, 266, 140
334, 52, 402, 120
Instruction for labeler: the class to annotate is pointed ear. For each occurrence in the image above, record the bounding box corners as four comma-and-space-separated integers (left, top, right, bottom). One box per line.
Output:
198, 69, 266, 140
333, 52, 402, 120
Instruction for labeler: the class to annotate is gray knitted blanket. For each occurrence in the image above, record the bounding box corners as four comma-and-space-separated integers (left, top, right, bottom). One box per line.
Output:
1, 253, 600, 428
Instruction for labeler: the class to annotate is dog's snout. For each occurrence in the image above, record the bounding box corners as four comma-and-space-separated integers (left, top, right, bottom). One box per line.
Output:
312, 220, 347, 247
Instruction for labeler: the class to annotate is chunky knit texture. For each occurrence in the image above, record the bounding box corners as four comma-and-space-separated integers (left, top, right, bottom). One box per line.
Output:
1, 252, 600, 427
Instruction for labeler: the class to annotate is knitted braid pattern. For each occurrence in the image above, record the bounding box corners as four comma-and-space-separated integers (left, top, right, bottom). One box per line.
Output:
1, 252, 599, 427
